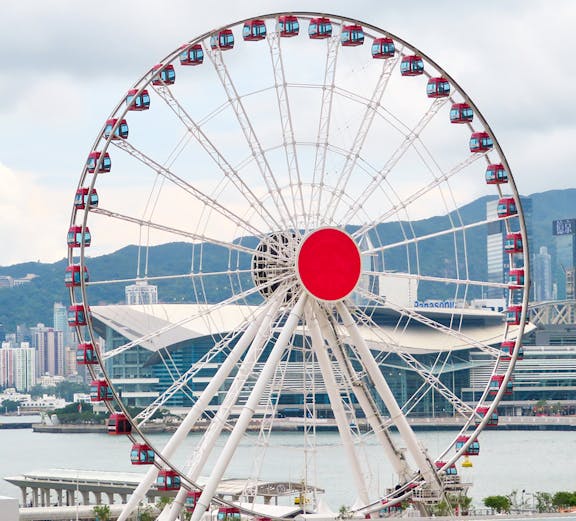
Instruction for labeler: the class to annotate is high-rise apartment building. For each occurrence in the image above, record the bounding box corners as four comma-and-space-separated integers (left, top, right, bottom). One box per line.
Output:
0, 344, 15, 388
0, 342, 36, 391
33, 324, 64, 377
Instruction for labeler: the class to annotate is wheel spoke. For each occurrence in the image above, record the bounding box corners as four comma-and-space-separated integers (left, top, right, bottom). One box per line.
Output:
355, 286, 501, 358
352, 150, 491, 241
204, 43, 296, 232
267, 32, 306, 223
90, 206, 266, 259
111, 139, 264, 237
309, 33, 340, 230
340, 96, 449, 225
352, 306, 475, 417
146, 85, 285, 232
325, 51, 402, 223
363, 269, 510, 290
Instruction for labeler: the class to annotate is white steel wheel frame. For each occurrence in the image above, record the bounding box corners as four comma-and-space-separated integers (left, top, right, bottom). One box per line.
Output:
66, 11, 529, 520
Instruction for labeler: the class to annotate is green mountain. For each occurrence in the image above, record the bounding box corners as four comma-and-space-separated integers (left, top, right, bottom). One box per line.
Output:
0, 189, 574, 332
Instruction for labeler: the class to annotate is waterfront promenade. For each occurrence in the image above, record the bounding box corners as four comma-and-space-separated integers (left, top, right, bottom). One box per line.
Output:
10, 506, 576, 521
20, 414, 576, 433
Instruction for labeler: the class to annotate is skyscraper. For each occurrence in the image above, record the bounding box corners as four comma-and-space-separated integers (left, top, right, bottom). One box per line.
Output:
534, 246, 553, 301
553, 218, 576, 300
53, 302, 73, 348
486, 196, 532, 300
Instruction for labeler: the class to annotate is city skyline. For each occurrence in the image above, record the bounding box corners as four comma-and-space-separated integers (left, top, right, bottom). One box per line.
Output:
0, 1, 575, 266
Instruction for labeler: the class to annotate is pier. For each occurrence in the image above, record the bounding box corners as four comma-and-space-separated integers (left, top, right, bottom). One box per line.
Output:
5, 469, 319, 517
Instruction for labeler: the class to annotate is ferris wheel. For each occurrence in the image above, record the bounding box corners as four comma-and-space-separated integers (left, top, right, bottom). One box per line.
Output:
66, 11, 529, 520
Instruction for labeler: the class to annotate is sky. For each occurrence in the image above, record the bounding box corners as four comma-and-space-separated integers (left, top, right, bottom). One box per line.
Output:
0, 0, 575, 266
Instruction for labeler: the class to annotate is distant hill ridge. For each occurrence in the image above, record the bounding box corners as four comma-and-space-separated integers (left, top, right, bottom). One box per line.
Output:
0, 188, 574, 331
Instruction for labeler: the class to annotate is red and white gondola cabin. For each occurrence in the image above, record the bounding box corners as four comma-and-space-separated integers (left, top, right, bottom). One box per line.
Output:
217, 507, 241, 521
74, 188, 99, 210
506, 305, 525, 325
179, 44, 204, 66
475, 406, 498, 427
90, 380, 113, 402
156, 470, 181, 491
504, 232, 523, 254
65, 264, 89, 288
104, 118, 129, 140
489, 374, 513, 395
500, 340, 524, 361
449, 103, 473, 123
210, 29, 234, 50
469, 131, 493, 152
76, 342, 98, 365
485, 164, 508, 184
400, 55, 424, 76
427, 77, 450, 98
151, 64, 176, 86
130, 443, 155, 465
108, 413, 132, 435
243, 19, 267, 41
341, 24, 364, 46
455, 435, 480, 456
497, 197, 518, 218
86, 152, 111, 174
67, 225, 91, 249
125, 89, 150, 111
508, 268, 525, 288
308, 17, 332, 39
278, 15, 299, 37
371, 37, 395, 58
67, 304, 88, 327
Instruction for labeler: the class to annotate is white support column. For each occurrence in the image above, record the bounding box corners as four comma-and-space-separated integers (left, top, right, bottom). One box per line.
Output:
116, 307, 269, 521
162, 297, 284, 521
317, 309, 411, 482
337, 303, 441, 492
190, 293, 307, 521
307, 308, 370, 505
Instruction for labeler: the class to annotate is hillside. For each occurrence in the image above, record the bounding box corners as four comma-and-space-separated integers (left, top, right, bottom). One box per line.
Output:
0, 188, 574, 331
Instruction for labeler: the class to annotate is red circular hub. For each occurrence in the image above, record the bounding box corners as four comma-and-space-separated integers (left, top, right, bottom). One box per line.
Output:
297, 228, 361, 301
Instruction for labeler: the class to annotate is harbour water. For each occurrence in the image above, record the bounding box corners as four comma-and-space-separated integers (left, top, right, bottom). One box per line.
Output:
1, 420, 575, 510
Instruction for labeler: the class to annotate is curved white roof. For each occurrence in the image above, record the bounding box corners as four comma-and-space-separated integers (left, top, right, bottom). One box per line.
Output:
91, 303, 533, 355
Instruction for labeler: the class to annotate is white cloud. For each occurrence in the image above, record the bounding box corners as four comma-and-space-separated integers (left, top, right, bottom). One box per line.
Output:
0, 163, 69, 265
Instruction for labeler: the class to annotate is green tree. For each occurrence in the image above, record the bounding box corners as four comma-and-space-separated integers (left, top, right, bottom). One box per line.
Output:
433, 494, 472, 516
1, 399, 20, 413
157, 495, 174, 511
337, 505, 353, 519
552, 491, 576, 509
484, 495, 511, 513
93, 504, 111, 521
